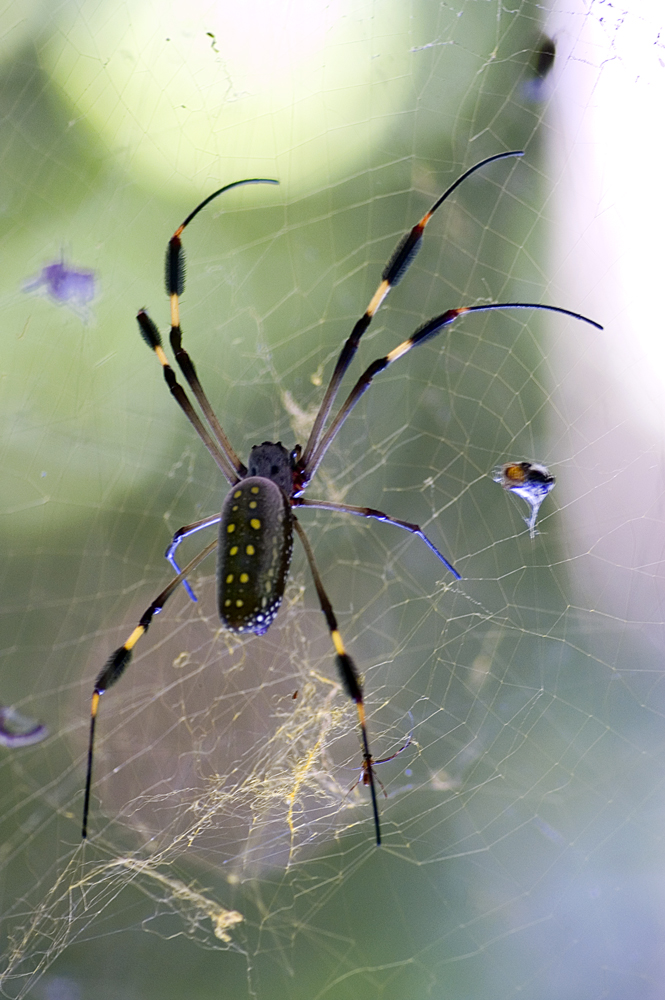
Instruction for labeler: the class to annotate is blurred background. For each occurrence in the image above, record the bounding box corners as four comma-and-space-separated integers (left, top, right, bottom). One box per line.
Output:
1, 1, 664, 998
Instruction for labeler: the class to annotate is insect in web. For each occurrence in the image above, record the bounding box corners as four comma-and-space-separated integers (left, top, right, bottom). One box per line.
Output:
493, 461, 556, 538
352, 726, 414, 799
81, 152, 602, 846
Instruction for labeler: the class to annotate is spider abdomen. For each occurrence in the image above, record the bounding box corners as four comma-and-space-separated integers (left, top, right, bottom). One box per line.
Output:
217, 476, 293, 636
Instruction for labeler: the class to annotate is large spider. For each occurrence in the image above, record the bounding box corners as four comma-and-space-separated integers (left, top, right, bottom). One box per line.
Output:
82, 152, 601, 845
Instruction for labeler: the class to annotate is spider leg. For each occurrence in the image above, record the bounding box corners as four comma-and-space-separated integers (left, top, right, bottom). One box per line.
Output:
164, 178, 279, 479
372, 740, 413, 768
304, 302, 602, 481
169, 322, 246, 479
82, 537, 218, 839
353, 731, 414, 798
300, 150, 524, 471
137, 311, 240, 484
292, 517, 382, 846
353, 767, 389, 799
299, 498, 461, 580
165, 513, 222, 601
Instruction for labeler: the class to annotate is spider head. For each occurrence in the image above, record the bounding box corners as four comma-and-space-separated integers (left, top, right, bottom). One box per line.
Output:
247, 442, 295, 497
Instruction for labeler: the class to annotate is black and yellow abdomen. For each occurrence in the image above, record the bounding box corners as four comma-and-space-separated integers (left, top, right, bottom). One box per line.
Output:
217, 476, 294, 635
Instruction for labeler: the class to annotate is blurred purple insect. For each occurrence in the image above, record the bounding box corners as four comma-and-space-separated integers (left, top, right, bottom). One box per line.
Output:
0, 706, 47, 748
23, 257, 96, 322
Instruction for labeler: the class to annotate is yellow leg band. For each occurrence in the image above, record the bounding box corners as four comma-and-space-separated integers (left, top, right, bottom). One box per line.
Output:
386, 338, 412, 363
367, 280, 390, 317
170, 293, 180, 328
125, 625, 146, 652
331, 629, 346, 656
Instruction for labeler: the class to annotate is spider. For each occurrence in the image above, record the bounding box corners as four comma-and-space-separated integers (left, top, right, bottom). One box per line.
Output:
82, 152, 602, 846
352, 729, 414, 798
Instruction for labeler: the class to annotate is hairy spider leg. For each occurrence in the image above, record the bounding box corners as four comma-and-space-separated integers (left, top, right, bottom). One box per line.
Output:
82, 538, 218, 839
293, 519, 382, 846
166, 178, 279, 480
299, 150, 525, 474
137, 310, 240, 483
305, 303, 603, 481
298, 498, 461, 580
165, 513, 223, 601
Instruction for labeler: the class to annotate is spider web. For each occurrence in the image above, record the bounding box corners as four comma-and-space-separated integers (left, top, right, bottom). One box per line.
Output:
1, 1, 663, 997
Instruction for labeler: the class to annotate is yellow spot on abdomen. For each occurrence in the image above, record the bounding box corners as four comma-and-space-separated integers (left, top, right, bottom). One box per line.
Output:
250, 519, 261, 530
227, 524, 236, 534
246, 544, 255, 555
240, 573, 249, 583
226, 574, 234, 584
